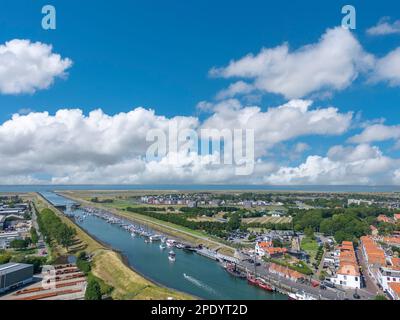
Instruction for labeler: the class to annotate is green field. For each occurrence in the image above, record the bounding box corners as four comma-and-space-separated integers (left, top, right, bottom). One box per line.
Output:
300, 237, 320, 263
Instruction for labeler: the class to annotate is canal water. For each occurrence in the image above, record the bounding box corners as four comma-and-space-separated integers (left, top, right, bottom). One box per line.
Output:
41, 191, 287, 300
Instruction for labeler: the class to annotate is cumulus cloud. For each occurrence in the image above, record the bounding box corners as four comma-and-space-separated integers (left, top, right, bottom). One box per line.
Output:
201, 99, 352, 157
0, 39, 72, 94
369, 47, 400, 86
210, 27, 374, 99
349, 124, 400, 144
367, 17, 400, 36
265, 144, 399, 185
0, 100, 355, 184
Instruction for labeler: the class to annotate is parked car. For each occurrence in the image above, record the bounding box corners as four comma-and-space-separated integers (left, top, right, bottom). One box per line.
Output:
322, 280, 335, 288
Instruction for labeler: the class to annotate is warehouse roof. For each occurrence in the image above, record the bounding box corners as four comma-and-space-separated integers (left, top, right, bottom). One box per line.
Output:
0, 263, 33, 275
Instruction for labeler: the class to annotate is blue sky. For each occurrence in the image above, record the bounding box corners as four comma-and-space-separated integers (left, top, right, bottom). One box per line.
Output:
0, 0, 398, 118
1, 0, 400, 184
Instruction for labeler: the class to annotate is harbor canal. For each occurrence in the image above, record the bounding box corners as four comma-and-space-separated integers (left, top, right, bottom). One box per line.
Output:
41, 191, 287, 300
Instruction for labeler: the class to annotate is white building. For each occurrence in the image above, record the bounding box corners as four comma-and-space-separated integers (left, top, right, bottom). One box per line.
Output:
0, 231, 22, 249
329, 241, 361, 289
377, 266, 400, 292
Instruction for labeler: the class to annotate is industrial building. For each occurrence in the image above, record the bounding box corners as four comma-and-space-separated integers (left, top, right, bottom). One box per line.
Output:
0, 263, 34, 293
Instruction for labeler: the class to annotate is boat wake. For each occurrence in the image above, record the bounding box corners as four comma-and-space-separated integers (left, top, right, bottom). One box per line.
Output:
183, 273, 220, 296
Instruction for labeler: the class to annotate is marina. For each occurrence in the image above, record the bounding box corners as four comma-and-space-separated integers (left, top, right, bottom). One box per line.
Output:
40, 191, 287, 300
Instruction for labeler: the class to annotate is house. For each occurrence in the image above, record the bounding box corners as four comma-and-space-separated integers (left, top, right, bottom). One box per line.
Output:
0, 231, 22, 249
329, 241, 361, 289
268, 262, 305, 282
377, 266, 400, 293
348, 199, 373, 206
394, 214, 400, 222
388, 283, 400, 300
255, 241, 287, 258
360, 236, 386, 266
370, 225, 379, 236
377, 215, 393, 224
383, 236, 400, 247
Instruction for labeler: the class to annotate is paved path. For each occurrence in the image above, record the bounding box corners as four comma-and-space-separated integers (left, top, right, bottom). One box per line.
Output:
238, 259, 375, 300
357, 246, 382, 297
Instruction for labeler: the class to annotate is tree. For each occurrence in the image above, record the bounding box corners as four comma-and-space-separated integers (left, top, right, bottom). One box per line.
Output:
227, 213, 241, 231
30, 227, 39, 245
10, 239, 30, 250
374, 294, 387, 300
85, 278, 102, 300
0, 252, 11, 264
304, 227, 315, 239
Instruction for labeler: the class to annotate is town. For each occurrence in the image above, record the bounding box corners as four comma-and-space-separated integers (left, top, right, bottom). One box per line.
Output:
1, 189, 400, 300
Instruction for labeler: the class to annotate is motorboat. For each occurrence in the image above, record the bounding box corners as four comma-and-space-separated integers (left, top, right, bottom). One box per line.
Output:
168, 250, 176, 262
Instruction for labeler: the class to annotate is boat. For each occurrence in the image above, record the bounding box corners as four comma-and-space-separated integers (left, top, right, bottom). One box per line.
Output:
246, 274, 273, 291
288, 291, 317, 300
166, 239, 175, 247
224, 263, 246, 279
247, 274, 259, 286
149, 234, 162, 242
160, 243, 166, 250
175, 243, 184, 249
168, 250, 176, 262
256, 278, 273, 292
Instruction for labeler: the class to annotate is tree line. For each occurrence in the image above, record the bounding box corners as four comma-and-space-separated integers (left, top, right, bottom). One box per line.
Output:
37, 208, 76, 249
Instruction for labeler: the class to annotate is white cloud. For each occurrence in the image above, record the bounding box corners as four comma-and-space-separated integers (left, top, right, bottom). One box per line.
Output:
370, 47, 400, 86
367, 17, 400, 36
201, 99, 352, 157
349, 124, 400, 144
0, 39, 72, 94
215, 81, 254, 100
0, 100, 354, 184
294, 142, 310, 154
265, 144, 399, 185
210, 27, 374, 99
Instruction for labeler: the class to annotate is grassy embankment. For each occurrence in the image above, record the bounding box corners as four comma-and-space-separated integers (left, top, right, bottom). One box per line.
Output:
34, 193, 193, 300
60, 191, 236, 257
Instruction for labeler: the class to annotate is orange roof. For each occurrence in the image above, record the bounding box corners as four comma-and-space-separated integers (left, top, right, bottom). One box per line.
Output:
389, 257, 400, 270
361, 236, 386, 266
394, 214, 400, 221
258, 241, 272, 248
266, 247, 288, 255
389, 283, 400, 299
337, 241, 360, 276
383, 237, 400, 245
377, 215, 392, 223
269, 263, 304, 280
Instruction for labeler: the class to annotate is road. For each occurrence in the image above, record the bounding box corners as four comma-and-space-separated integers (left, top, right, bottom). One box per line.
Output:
237, 259, 375, 300
357, 246, 383, 297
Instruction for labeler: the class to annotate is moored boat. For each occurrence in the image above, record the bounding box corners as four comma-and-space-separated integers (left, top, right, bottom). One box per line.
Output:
168, 250, 176, 262
224, 263, 246, 279
288, 291, 317, 300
